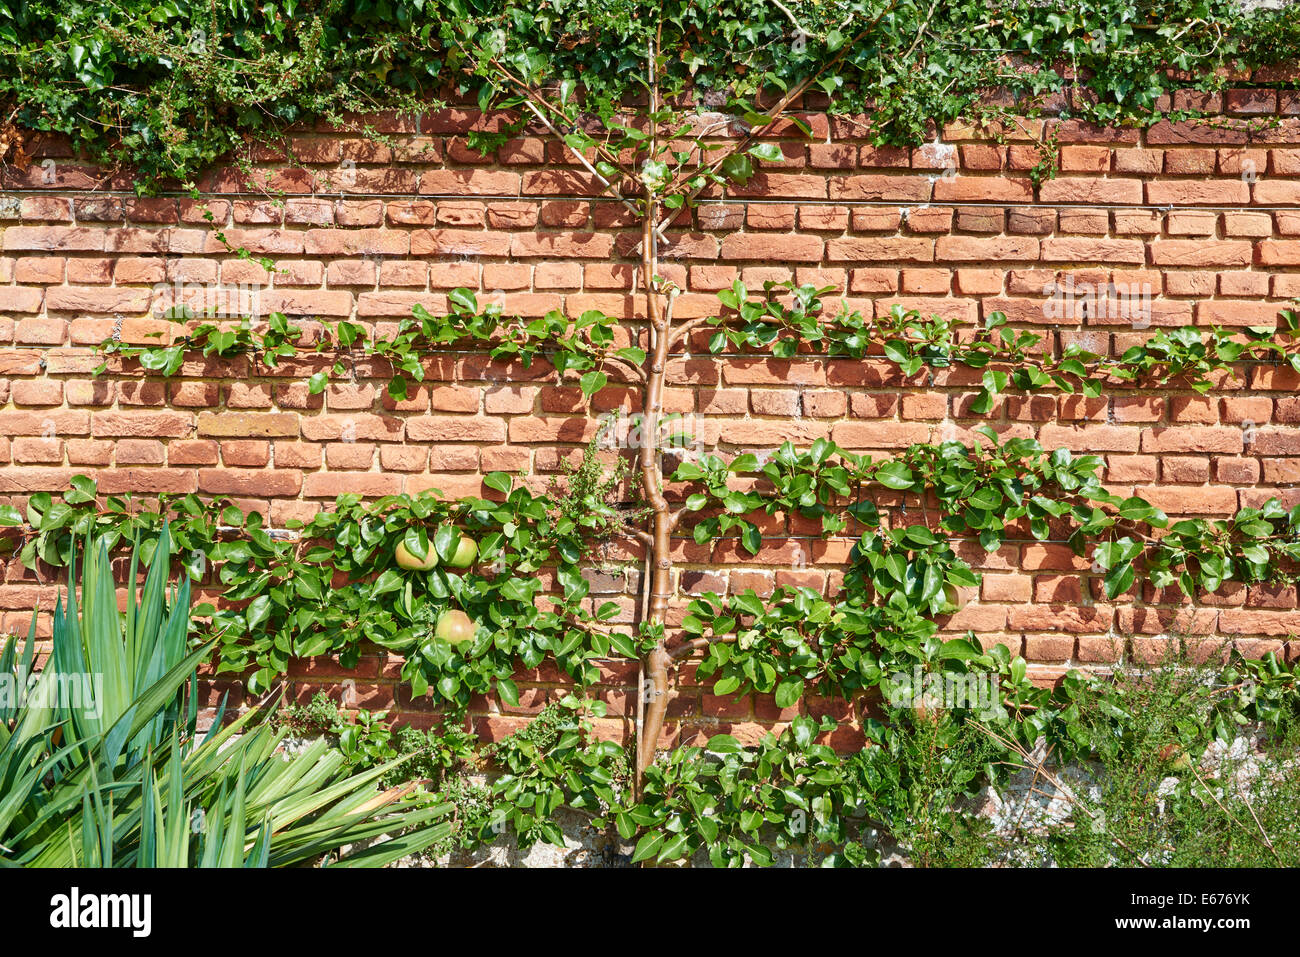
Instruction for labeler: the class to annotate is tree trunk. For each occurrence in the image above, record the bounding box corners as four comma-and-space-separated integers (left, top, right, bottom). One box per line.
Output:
636, 205, 674, 782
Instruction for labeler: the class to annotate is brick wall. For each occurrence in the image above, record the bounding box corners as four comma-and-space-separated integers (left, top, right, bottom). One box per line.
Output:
2, 95, 1299, 748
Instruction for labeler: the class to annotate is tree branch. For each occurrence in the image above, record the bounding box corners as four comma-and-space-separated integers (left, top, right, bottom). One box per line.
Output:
483, 56, 642, 219
655, 2, 899, 233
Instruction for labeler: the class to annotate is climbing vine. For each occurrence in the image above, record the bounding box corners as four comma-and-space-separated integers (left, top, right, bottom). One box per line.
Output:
5, 1, 1300, 186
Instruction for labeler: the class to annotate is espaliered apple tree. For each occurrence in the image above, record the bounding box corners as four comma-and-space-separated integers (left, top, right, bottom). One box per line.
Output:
440, 15, 909, 786
79, 10, 1300, 806
439, 10, 1300, 795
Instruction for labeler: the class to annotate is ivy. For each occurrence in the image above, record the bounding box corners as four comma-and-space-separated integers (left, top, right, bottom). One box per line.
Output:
5, 1, 1300, 187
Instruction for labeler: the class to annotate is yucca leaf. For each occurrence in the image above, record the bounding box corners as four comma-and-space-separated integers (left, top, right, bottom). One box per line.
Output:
102, 641, 215, 772
326, 816, 455, 868
219, 752, 249, 868
245, 817, 272, 868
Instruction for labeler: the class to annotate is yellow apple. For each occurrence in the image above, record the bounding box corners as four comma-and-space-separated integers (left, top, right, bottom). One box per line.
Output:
435, 609, 476, 644
446, 533, 478, 568
395, 540, 438, 571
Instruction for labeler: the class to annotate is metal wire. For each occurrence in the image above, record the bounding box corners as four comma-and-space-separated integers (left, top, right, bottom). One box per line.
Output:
9, 188, 1300, 215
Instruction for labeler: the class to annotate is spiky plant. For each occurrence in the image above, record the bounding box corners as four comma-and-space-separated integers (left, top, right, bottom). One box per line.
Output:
0, 526, 451, 867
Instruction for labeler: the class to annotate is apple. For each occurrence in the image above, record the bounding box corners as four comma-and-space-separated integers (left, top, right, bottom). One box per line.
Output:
395, 540, 438, 571
435, 609, 476, 644
446, 533, 478, 568
942, 583, 967, 612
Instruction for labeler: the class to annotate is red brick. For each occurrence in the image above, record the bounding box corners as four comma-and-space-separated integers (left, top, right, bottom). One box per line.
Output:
720, 234, 823, 262
1148, 241, 1252, 267
1039, 178, 1142, 204
932, 176, 1033, 202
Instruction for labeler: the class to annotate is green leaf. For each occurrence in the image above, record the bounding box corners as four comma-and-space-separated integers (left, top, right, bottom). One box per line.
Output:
403, 526, 429, 561
774, 676, 804, 709
448, 288, 478, 313
631, 831, 664, 863
433, 525, 460, 563
496, 677, 520, 708
874, 462, 915, 490
937, 638, 984, 661
483, 471, 513, 494
245, 595, 271, 632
